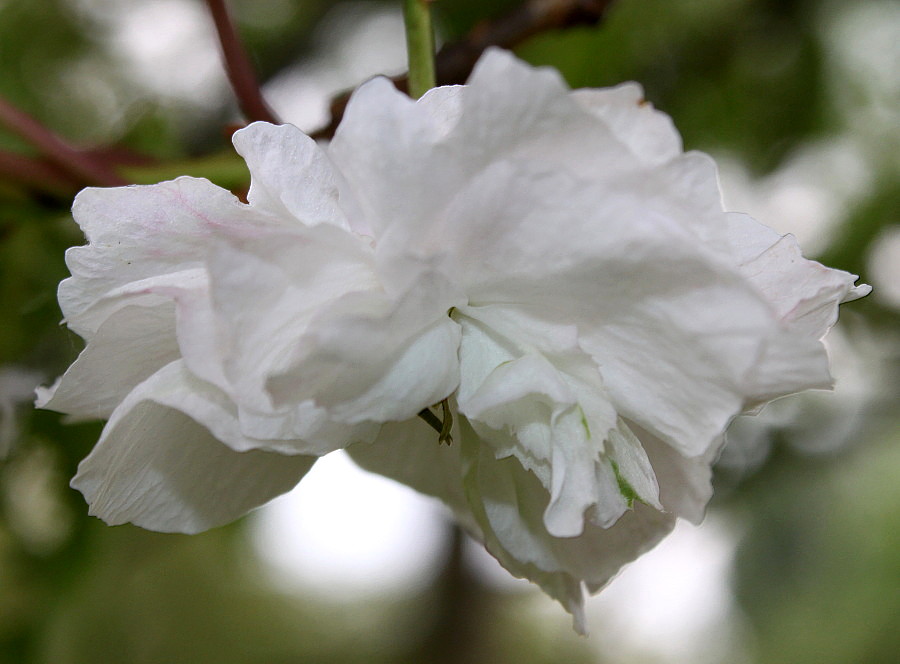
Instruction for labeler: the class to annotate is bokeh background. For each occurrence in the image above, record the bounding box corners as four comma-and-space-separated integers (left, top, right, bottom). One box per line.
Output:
1, 1, 898, 662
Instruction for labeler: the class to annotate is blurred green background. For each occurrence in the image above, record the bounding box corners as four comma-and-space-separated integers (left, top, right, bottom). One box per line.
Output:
0, 1, 897, 662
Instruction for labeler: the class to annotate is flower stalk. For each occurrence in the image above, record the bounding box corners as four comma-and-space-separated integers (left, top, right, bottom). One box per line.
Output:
0, 96, 126, 188
205, 0, 278, 124
417, 407, 443, 434
403, 0, 436, 98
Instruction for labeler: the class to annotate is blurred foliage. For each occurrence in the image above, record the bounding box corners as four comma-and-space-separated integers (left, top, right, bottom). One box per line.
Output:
0, 0, 897, 662
730, 425, 900, 664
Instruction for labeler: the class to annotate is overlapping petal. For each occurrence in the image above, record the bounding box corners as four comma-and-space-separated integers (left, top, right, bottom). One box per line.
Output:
60, 177, 275, 338
36, 303, 178, 420
266, 262, 464, 423
42, 47, 868, 631
232, 122, 349, 231
458, 417, 674, 635
72, 361, 315, 533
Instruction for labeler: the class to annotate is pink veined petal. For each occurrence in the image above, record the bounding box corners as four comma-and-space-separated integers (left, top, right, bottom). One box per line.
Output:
726, 212, 871, 334
61, 177, 276, 338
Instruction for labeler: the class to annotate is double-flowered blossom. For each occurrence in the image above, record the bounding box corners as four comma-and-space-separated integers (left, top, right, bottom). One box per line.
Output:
38, 49, 868, 631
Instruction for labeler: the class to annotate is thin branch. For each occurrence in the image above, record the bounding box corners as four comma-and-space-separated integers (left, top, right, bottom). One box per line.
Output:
205, 0, 278, 124
0, 150, 79, 197
0, 97, 127, 188
435, 0, 616, 84
312, 0, 617, 139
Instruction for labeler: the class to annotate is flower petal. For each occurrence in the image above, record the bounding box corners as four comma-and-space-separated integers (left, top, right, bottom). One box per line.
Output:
606, 419, 663, 512
61, 178, 276, 338
268, 264, 464, 424
456, 308, 635, 538
330, 49, 642, 262
36, 303, 179, 419
204, 225, 378, 411
631, 422, 719, 524
232, 122, 348, 230
459, 417, 674, 635
427, 159, 784, 456
571, 83, 682, 166
71, 361, 315, 533
329, 77, 468, 244
722, 212, 870, 400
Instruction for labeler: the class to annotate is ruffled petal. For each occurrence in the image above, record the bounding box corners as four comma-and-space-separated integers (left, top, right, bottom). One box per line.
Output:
61, 178, 274, 338
203, 225, 379, 411
449, 49, 649, 186
352, 415, 677, 635
458, 417, 674, 635
631, 422, 719, 525
76, 267, 229, 392
72, 361, 315, 533
331, 59, 866, 460
329, 49, 638, 262
571, 83, 682, 166
233, 404, 378, 456
456, 308, 639, 538
721, 212, 870, 400
425, 158, 785, 457
232, 122, 348, 230
329, 77, 468, 244
36, 303, 179, 419
267, 264, 464, 424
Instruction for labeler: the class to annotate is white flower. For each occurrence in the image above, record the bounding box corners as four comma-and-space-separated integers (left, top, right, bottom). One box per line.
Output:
38, 49, 868, 631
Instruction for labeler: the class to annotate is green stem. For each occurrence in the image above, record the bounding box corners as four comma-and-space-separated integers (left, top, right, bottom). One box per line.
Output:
403, 0, 436, 98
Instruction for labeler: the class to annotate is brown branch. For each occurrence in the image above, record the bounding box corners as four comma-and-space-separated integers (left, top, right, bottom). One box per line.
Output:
0, 97, 127, 188
205, 0, 279, 124
435, 0, 616, 84
311, 0, 617, 139
0, 150, 79, 197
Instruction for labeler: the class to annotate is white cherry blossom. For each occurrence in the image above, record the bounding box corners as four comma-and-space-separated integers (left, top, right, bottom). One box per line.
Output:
38, 49, 868, 631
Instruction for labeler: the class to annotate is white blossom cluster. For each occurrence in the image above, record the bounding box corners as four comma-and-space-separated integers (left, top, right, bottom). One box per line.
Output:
39, 50, 868, 631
